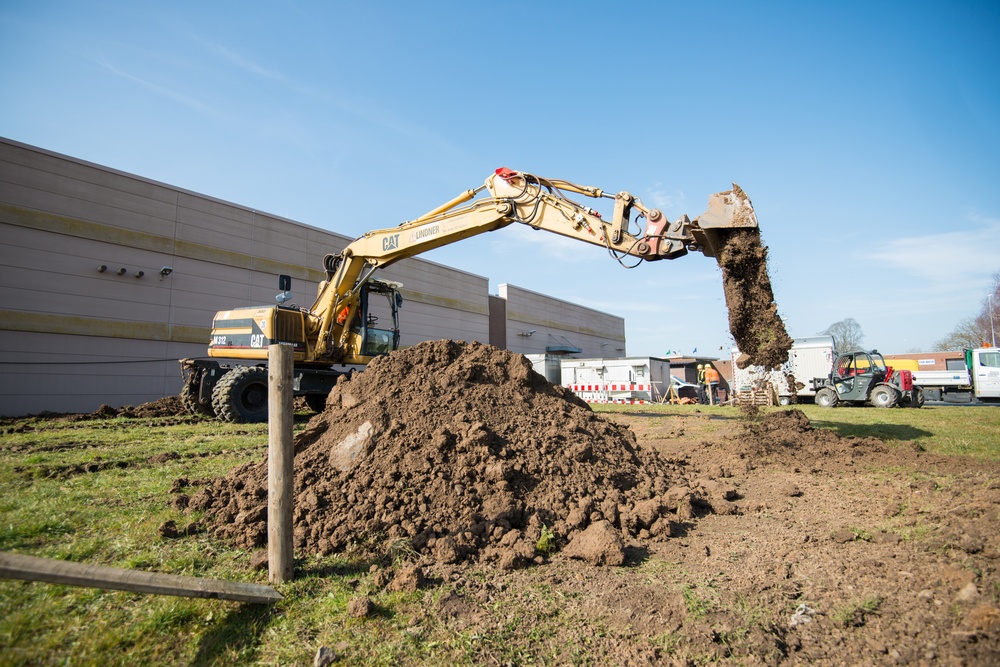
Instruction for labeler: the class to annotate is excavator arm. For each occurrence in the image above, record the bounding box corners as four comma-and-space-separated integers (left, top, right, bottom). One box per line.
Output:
310, 168, 757, 360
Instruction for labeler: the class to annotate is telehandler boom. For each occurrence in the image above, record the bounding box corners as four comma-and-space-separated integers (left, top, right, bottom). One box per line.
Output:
180, 168, 759, 422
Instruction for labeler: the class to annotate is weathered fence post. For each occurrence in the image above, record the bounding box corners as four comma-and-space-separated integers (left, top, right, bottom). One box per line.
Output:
268, 343, 294, 583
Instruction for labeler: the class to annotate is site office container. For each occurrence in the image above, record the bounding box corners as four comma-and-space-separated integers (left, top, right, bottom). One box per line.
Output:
731, 336, 836, 404
526, 355, 671, 403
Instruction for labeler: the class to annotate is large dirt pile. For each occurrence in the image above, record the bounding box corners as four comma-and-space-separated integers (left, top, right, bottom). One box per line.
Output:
192, 340, 697, 568
717, 223, 793, 369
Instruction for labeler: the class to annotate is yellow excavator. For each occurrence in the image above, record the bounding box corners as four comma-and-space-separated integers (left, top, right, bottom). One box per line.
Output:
179, 168, 758, 422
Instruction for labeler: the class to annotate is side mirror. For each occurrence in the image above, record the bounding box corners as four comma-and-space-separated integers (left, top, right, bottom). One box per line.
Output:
395, 292, 403, 309
278, 274, 292, 291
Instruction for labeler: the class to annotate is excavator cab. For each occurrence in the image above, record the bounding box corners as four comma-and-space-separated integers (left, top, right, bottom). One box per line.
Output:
830, 351, 886, 403
354, 279, 402, 358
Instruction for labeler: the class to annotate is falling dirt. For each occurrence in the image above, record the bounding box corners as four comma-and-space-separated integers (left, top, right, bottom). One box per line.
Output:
189, 341, 1000, 665
717, 226, 793, 369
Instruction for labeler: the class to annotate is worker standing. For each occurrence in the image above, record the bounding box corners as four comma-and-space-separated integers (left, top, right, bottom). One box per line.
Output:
696, 364, 707, 404
704, 364, 721, 405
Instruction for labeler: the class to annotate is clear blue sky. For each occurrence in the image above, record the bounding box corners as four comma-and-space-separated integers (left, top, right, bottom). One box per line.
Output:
3, 1, 999, 357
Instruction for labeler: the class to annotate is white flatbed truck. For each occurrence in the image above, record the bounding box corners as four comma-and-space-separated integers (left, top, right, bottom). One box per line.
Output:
912, 348, 1000, 403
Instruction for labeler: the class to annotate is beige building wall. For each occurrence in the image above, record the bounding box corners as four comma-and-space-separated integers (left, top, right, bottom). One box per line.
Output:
499, 283, 625, 358
0, 138, 626, 416
0, 138, 491, 415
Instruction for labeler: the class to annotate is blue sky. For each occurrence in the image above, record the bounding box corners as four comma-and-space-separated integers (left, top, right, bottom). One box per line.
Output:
2, 1, 999, 357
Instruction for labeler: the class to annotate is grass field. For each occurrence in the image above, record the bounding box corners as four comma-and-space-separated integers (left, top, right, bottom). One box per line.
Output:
0, 403, 997, 665
592, 401, 1000, 460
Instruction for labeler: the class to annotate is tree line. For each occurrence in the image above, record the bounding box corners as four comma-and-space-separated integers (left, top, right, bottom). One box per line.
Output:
934, 270, 1000, 351
817, 270, 999, 354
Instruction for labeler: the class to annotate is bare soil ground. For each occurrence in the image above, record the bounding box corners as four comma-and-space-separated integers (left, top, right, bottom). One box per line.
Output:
188, 340, 1000, 665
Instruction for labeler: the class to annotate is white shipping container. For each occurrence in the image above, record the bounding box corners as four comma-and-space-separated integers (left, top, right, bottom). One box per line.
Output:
732, 336, 836, 404
559, 356, 672, 402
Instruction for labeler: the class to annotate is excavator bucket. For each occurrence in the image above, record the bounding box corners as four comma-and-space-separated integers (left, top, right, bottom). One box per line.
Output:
693, 183, 793, 370
690, 184, 758, 259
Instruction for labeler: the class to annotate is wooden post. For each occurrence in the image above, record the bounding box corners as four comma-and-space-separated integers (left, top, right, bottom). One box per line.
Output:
0, 552, 281, 604
268, 343, 294, 584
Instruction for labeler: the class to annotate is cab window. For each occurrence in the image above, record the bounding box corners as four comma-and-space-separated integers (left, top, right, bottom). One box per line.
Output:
980, 352, 1000, 368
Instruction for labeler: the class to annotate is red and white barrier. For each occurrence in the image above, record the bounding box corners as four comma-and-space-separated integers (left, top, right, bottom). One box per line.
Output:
564, 383, 651, 404
566, 383, 650, 393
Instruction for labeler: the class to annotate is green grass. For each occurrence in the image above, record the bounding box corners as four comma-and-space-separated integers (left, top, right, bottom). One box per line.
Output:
0, 402, 997, 665
0, 411, 530, 666
592, 402, 1000, 460
832, 595, 882, 627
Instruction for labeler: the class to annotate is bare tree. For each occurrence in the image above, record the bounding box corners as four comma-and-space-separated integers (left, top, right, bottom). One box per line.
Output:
976, 270, 1000, 348
820, 318, 864, 353
934, 317, 988, 351
936, 270, 1000, 350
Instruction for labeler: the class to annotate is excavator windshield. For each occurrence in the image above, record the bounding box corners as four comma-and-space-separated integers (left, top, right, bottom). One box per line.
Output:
357, 280, 401, 357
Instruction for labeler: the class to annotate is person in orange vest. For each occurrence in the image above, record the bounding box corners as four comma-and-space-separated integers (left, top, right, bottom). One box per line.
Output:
704, 364, 721, 405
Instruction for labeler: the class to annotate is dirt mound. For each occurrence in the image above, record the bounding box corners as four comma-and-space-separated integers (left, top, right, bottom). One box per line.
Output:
121, 396, 188, 418
70, 396, 188, 420
737, 407, 905, 468
717, 225, 793, 369
193, 340, 698, 568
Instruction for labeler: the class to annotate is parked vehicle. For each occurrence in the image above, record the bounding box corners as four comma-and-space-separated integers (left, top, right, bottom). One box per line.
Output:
670, 376, 700, 400
813, 350, 923, 408
911, 348, 1000, 403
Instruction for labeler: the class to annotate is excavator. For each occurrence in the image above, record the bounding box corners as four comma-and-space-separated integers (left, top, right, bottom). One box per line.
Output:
179, 168, 760, 422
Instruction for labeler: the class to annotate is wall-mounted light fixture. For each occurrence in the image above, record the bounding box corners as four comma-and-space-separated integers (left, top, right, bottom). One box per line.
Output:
98, 265, 108, 273
135, 270, 144, 278
517, 329, 536, 337
159, 266, 173, 280
116, 267, 127, 275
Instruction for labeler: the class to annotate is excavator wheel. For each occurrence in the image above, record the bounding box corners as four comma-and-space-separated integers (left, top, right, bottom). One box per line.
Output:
870, 385, 898, 409
180, 380, 215, 418
815, 387, 838, 408
212, 366, 268, 423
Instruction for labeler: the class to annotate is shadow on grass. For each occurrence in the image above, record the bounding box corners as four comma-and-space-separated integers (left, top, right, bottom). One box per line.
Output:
191, 602, 274, 666
809, 420, 933, 443
611, 411, 740, 422
296, 557, 380, 579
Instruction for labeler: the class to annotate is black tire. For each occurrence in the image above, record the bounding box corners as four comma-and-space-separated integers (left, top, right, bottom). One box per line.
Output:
815, 387, 838, 408
871, 385, 898, 409
180, 381, 215, 417
212, 366, 268, 423
911, 388, 925, 408
303, 393, 327, 413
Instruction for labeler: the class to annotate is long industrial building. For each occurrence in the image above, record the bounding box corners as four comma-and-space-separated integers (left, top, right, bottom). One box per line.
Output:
0, 138, 626, 416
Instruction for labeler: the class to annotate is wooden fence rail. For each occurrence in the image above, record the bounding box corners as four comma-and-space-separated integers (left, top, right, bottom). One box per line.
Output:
0, 551, 282, 604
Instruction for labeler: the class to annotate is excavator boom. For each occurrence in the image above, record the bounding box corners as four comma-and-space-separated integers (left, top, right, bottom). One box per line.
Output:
311, 168, 757, 359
